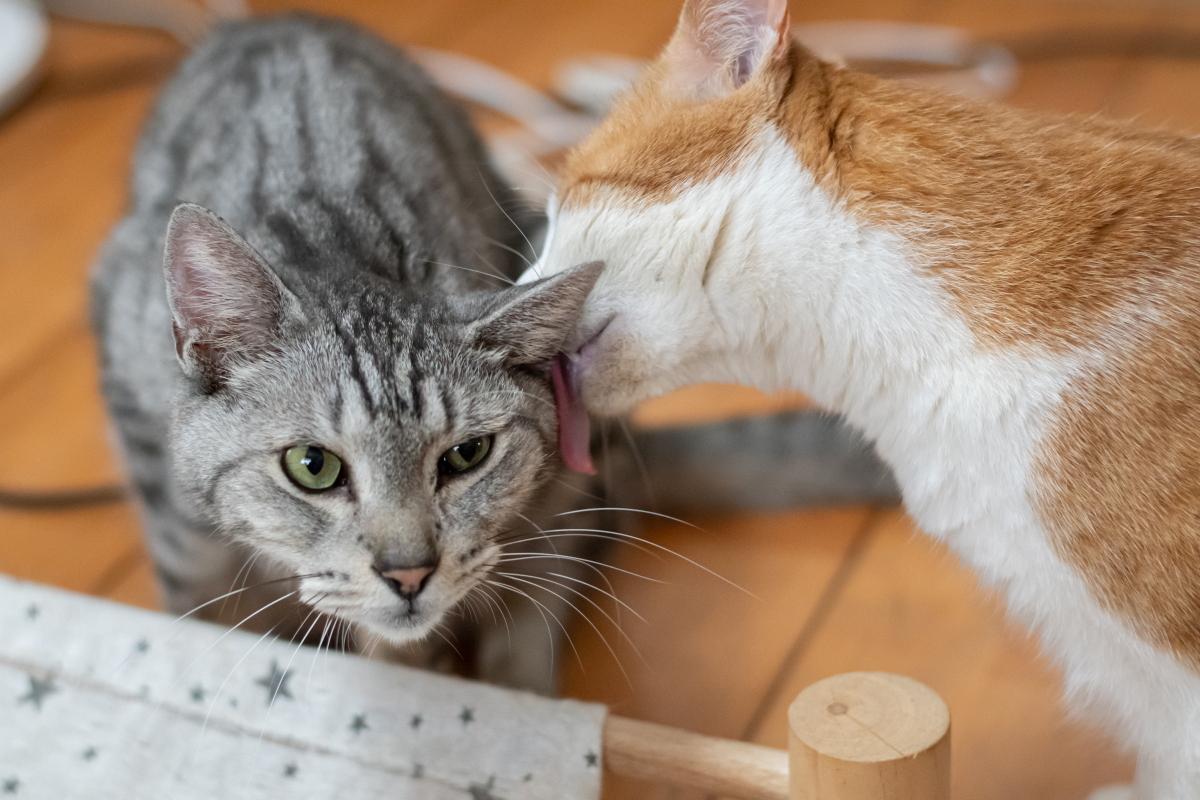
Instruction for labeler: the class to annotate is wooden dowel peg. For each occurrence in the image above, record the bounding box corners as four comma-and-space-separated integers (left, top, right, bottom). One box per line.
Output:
604, 715, 789, 800
788, 672, 950, 800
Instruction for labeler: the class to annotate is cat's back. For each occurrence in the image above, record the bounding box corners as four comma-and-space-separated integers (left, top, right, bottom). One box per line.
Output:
128, 14, 518, 287
92, 13, 524, 436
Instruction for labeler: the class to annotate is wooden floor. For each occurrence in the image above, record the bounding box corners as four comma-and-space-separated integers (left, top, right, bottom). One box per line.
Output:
5, 0, 1200, 796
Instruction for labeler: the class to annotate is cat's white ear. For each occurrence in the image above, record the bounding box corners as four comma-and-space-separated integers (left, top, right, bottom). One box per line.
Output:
163, 203, 291, 388
472, 261, 604, 367
662, 0, 790, 100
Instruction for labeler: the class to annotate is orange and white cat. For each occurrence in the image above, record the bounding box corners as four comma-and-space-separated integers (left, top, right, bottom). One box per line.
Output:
530, 0, 1200, 796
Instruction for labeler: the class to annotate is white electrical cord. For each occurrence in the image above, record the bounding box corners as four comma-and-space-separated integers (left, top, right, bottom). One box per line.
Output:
0, 0, 48, 118
418, 22, 1018, 203
3, 7, 1017, 203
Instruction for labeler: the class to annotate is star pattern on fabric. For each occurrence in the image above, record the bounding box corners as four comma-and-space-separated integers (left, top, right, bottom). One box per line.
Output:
283, 763, 298, 778
255, 660, 293, 704
82, 747, 97, 761
459, 706, 475, 725
17, 674, 57, 711
2, 778, 17, 795
585, 751, 598, 768
412, 763, 424, 779
25, 604, 37, 620
349, 714, 369, 734
409, 713, 422, 729
135, 639, 149, 653
467, 776, 502, 800
190, 685, 205, 702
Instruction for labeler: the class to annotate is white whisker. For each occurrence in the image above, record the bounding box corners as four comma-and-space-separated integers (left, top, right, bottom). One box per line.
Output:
500, 573, 634, 685
420, 259, 514, 286
496, 552, 663, 584
201, 621, 283, 737
531, 527, 754, 597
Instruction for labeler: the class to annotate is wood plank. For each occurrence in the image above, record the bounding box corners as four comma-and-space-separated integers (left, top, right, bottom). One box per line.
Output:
633, 385, 812, 430
252, 0, 478, 49
104, 555, 160, 610
0, 21, 177, 386
0, 321, 123, 489
745, 512, 1135, 800
558, 506, 878, 800
923, 0, 1160, 117
0, 504, 142, 594
1103, 2, 1200, 134
0, 317, 143, 593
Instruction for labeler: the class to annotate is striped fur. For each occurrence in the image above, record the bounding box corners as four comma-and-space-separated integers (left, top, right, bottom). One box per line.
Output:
90, 15, 609, 695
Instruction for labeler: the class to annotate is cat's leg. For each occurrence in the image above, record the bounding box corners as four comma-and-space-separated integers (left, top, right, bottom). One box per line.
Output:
140, 502, 244, 618
1127, 739, 1200, 800
476, 600, 562, 696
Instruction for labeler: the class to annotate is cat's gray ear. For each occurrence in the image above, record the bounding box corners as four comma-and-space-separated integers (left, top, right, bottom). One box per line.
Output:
163, 203, 292, 388
472, 261, 604, 366
662, 0, 790, 100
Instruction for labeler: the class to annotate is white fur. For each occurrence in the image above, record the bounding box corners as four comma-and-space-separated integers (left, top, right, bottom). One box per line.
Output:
532, 128, 1200, 798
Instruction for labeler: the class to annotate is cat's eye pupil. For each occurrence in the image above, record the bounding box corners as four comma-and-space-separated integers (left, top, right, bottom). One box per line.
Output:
301, 446, 324, 475
438, 435, 492, 478
283, 445, 343, 492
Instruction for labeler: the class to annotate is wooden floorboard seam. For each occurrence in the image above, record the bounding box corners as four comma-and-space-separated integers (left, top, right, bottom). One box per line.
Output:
89, 540, 145, 598
736, 505, 887, 743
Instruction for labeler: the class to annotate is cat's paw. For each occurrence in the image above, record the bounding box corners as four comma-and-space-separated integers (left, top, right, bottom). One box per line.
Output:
1087, 785, 1135, 800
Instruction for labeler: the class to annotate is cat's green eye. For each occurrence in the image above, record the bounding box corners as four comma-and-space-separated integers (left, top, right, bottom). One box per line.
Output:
438, 435, 492, 476
283, 445, 343, 491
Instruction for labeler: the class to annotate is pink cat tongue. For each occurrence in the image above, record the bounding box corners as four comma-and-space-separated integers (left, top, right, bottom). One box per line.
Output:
551, 352, 595, 475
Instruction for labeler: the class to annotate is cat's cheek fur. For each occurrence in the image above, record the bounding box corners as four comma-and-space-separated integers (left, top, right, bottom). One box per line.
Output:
538, 196, 737, 415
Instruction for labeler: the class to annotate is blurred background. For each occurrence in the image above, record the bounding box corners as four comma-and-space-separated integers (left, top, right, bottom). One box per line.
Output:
5, 0, 1200, 797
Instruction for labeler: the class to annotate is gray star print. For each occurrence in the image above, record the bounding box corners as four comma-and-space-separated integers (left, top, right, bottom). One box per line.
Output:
459, 707, 475, 725
17, 675, 57, 711
349, 714, 369, 734
255, 660, 293, 704
2, 778, 17, 794
467, 776, 502, 800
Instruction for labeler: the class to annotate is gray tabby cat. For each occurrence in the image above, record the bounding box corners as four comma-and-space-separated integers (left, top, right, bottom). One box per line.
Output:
91, 13, 896, 693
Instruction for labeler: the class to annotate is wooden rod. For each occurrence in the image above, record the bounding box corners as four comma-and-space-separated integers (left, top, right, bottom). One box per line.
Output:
601, 673, 949, 800
788, 672, 950, 800
603, 715, 789, 800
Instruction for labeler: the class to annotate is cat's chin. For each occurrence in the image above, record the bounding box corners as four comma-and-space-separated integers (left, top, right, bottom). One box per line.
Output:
346, 609, 443, 645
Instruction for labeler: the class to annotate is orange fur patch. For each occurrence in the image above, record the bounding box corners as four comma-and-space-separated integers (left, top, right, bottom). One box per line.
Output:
555, 55, 789, 207
558, 35, 1200, 666
767, 50, 1200, 665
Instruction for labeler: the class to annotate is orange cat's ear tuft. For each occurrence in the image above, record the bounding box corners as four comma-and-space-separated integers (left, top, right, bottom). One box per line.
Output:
661, 0, 790, 101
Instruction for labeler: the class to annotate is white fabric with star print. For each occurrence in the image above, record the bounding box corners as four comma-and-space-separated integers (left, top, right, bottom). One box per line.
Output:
0, 575, 605, 799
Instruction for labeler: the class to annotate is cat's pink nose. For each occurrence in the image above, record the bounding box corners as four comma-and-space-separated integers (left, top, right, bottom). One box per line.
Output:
377, 564, 436, 599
